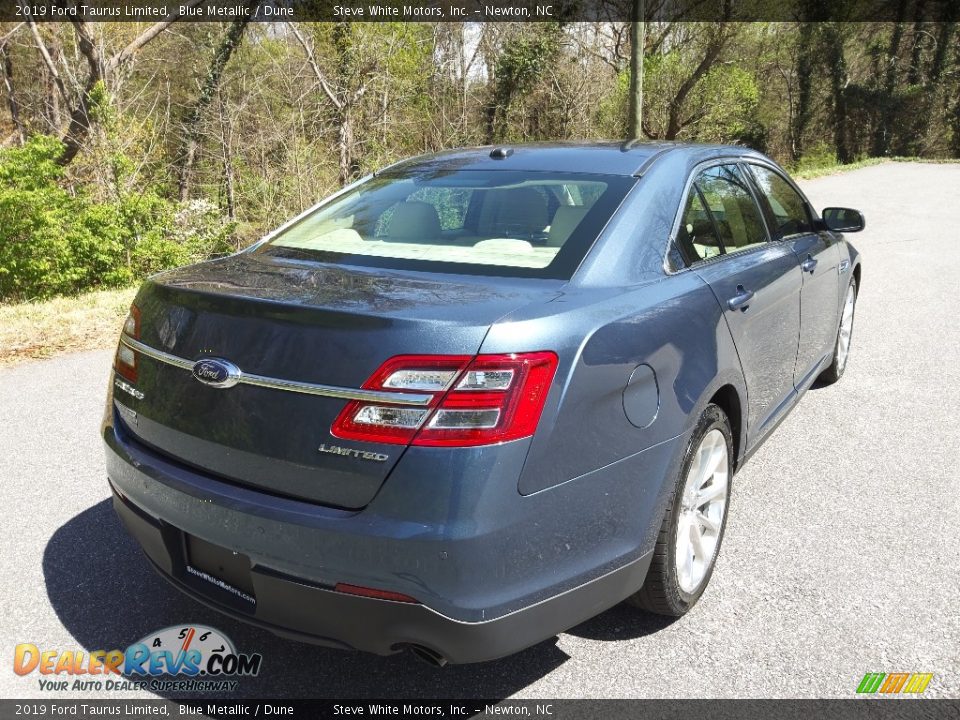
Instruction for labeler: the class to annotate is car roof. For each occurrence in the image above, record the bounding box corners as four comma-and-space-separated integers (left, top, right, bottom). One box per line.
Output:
376, 142, 768, 178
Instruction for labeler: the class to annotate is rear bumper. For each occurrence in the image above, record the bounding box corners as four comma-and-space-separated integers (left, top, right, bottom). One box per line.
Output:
111, 486, 650, 663
104, 405, 681, 662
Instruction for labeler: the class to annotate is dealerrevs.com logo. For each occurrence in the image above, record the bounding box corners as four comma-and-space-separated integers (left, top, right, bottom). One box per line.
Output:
13, 625, 262, 693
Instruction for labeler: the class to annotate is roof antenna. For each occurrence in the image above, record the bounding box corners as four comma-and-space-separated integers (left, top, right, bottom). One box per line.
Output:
489, 147, 513, 159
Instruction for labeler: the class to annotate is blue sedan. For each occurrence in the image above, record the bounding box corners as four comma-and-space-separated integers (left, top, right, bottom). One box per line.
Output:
104, 142, 863, 665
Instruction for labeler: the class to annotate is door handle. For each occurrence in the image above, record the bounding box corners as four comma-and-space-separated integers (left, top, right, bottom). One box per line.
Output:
727, 285, 755, 312
801, 255, 818, 273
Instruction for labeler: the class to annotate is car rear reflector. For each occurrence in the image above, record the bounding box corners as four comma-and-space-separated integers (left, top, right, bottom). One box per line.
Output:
114, 304, 141, 382
333, 582, 419, 603
331, 352, 558, 447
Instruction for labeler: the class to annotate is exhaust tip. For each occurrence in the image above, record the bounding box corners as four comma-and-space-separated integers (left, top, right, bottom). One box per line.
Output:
407, 644, 448, 668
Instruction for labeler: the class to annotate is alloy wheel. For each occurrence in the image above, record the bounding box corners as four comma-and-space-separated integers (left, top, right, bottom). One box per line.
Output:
675, 428, 729, 594
837, 285, 856, 372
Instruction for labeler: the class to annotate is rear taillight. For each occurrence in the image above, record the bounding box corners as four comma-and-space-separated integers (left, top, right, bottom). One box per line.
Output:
114, 304, 140, 382
331, 352, 558, 447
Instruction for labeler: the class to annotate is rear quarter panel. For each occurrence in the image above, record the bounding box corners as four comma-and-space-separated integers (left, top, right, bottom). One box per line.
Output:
481, 271, 747, 500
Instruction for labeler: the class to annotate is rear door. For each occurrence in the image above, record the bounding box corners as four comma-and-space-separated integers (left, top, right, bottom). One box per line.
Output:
744, 163, 841, 387
682, 164, 803, 441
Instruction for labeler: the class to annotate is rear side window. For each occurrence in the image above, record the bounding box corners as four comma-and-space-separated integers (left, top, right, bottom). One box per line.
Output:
258, 170, 634, 280
694, 165, 768, 254
677, 190, 724, 262
747, 164, 813, 239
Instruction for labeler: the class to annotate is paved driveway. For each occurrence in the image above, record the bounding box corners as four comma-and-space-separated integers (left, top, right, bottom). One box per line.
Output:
1, 163, 957, 699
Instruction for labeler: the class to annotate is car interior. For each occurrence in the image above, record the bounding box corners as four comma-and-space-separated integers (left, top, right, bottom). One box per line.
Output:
676, 165, 771, 265
270, 177, 607, 269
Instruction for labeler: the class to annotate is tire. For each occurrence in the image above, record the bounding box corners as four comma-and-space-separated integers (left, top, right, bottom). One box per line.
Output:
819, 277, 857, 385
629, 404, 733, 616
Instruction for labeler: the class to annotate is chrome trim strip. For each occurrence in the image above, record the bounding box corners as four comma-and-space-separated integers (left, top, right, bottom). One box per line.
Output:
121, 335, 194, 370
119, 335, 434, 406
237, 373, 433, 404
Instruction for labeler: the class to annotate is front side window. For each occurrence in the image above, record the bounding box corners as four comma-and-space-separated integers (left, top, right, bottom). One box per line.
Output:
257, 170, 634, 279
694, 165, 768, 254
747, 164, 813, 239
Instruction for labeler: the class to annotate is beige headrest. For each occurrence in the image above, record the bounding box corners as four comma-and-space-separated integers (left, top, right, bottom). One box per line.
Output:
547, 206, 589, 247
477, 188, 550, 236
386, 201, 441, 241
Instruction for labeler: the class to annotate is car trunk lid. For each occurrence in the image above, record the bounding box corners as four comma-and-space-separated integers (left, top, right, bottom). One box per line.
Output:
114, 253, 559, 508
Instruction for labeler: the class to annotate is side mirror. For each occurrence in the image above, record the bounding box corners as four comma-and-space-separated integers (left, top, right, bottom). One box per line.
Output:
821, 207, 865, 233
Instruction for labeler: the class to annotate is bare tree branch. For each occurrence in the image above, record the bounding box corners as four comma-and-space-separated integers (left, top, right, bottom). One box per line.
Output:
28, 19, 69, 109
0, 23, 24, 46
59, 1, 202, 164
0, 41, 24, 145
665, 24, 733, 139
287, 22, 343, 111
58, 19, 104, 163
177, 9, 257, 200
70, 19, 103, 80
106, 0, 203, 74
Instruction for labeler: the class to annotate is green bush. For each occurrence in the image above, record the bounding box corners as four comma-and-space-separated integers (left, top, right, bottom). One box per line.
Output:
792, 143, 840, 175
0, 136, 236, 303
133, 199, 237, 276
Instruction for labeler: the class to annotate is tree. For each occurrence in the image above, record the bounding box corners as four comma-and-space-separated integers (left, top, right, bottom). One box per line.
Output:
639, 22, 740, 141
664, 24, 733, 139
289, 21, 377, 184
873, 2, 908, 157
821, 22, 853, 163
484, 26, 561, 143
176, 10, 258, 201
0, 24, 24, 146
58, 2, 202, 165
27, 20, 68, 131
627, 0, 646, 139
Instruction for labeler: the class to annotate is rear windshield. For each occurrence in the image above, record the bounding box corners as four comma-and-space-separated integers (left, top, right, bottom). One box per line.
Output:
256, 170, 635, 279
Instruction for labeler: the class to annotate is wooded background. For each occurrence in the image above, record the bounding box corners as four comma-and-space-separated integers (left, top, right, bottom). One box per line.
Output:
0, 17, 957, 301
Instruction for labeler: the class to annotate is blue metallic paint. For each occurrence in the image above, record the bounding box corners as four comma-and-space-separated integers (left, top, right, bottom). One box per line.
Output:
105, 410, 682, 622
118, 261, 562, 508
693, 243, 802, 444
103, 142, 863, 661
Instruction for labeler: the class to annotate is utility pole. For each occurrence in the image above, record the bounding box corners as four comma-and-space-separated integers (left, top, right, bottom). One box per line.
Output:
628, 0, 646, 139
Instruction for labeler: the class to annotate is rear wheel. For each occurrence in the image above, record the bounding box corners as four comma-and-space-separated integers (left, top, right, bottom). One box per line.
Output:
819, 277, 857, 384
629, 404, 733, 616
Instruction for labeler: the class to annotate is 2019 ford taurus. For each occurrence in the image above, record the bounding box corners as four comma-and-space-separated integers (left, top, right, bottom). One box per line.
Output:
103, 142, 864, 665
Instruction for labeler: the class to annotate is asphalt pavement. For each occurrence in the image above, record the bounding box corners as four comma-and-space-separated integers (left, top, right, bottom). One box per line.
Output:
1, 162, 957, 699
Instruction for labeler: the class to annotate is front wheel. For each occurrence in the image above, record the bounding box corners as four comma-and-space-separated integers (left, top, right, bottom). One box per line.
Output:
629, 404, 733, 616
819, 277, 857, 384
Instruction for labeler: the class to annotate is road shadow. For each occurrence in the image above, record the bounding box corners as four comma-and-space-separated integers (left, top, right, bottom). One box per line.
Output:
565, 603, 677, 642
43, 500, 570, 699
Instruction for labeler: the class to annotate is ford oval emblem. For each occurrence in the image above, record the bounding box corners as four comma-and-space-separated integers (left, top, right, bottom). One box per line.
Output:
191, 358, 241, 388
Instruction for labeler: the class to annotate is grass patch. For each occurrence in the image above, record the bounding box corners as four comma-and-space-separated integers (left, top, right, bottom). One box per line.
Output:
793, 156, 960, 180
793, 157, 890, 179
0, 286, 137, 367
